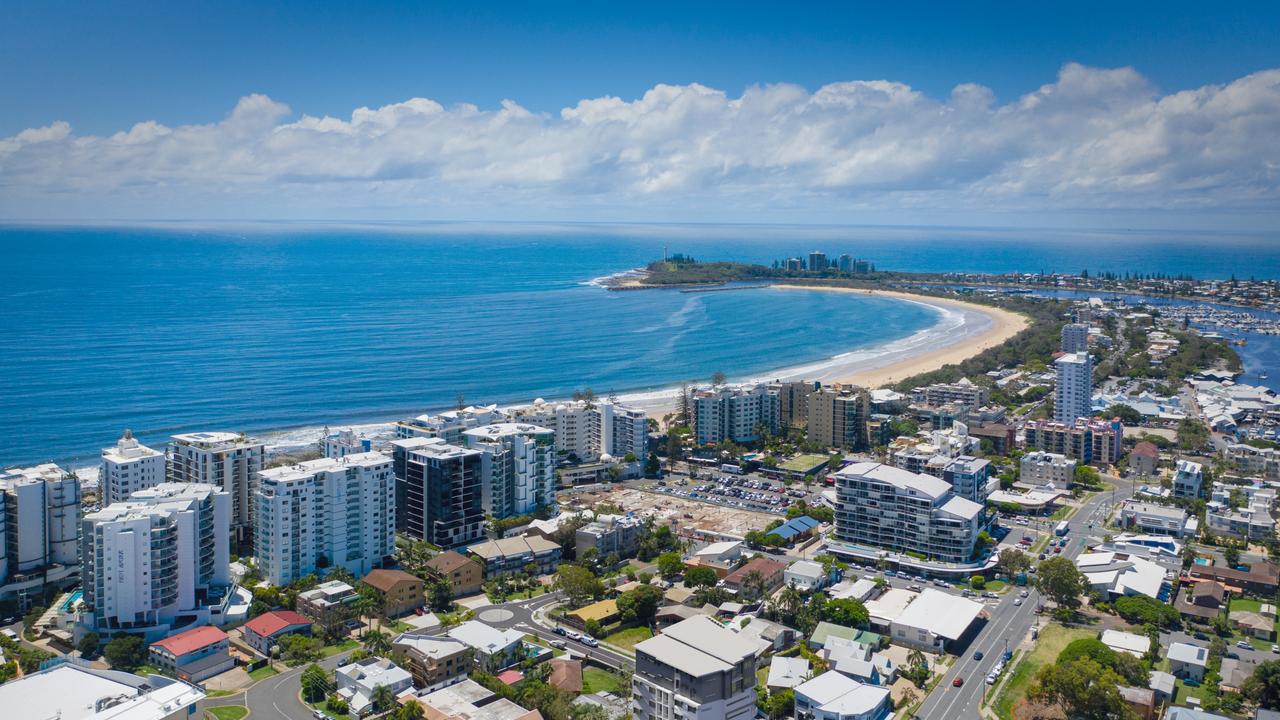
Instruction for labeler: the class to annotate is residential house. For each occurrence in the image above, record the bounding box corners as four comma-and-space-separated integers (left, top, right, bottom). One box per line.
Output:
548, 658, 583, 693
1230, 611, 1274, 640
767, 656, 812, 691
446, 620, 525, 672
148, 625, 234, 682
0, 663, 204, 720
241, 610, 314, 657
1118, 686, 1156, 720
792, 671, 891, 720
1129, 443, 1159, 477
722, 557, 788, 600
1167, 642, 1208, 682
784, 560, 829, 593
335, 657, 415, 716
888, 589, 984, 652
1175, 581, 1226, 622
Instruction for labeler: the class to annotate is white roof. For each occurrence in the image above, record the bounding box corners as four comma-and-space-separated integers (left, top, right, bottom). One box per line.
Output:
767, 656, 811, 689
636, 616, 757, 676
0, 664, 204, 720
337, 658, 412, 693
892, 589, 984, 640
829, 578, 877, 602
1168, 642, 1208, 666
865, 588, 916, 624
786, 560, 825, 580
1101, 629, 1151, 657
446, 621, 524, 654
794, 672, 890, 716
694, 540, 743, 558
939, 495, 983, 520
394, 633, 469, 659
835, 462, 952, 499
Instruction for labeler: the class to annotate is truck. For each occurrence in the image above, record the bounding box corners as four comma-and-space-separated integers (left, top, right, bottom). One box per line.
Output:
1054, 520, 1070, 537
721, 464, 744, 475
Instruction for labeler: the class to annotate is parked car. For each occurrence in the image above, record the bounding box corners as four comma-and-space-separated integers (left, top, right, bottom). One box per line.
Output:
550, 640, 567, 649
553, 626, 566, 635
581, 636, 599, 647
1237, 640, 1253, 650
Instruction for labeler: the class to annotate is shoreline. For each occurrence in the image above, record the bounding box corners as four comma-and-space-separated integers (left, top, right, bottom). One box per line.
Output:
70, 282, 1028, 474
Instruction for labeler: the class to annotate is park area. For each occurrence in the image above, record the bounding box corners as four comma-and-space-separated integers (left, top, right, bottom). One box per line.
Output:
991, 623, 1095, 720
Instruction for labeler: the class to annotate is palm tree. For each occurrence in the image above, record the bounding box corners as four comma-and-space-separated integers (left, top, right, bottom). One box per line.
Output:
371, 683, 396, 713
398, 701, 426, 720
744, 569, 767, 601
363, 630, 392, 656
352, 594, 378, 637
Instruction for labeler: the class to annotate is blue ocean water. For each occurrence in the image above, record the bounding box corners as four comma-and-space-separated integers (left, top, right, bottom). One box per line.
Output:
3, 223, 1279, 467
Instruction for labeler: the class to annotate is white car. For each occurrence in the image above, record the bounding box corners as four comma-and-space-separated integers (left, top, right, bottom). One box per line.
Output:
1013, 598, 1023, 606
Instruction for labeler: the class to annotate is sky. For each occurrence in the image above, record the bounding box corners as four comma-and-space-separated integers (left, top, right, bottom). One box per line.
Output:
2, 1, 1280, 228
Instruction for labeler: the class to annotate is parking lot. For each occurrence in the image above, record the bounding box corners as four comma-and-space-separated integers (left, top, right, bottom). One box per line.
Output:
646, 468, 829, 515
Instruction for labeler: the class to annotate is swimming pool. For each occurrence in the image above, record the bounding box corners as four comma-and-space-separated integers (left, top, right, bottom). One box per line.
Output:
58, 589, 83, 612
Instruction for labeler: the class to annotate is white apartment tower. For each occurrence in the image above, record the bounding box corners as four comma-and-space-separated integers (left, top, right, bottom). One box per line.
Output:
254, 452, 395, 586
463, 423, 556, 519
100, 429, 167, 506
1061, 323, 1090, 354
80, 483, 230, 639
691, 384, 780, 446
168, 432, 264, 544
1053, 352, 1093, 424
508, 398, 649, 462
599, 400, 649, 460
0, 464, 82, 599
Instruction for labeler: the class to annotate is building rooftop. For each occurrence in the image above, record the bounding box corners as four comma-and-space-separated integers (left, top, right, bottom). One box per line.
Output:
468, 536, 561, 561
0, 663, 204, 720
794, 671, 890, 716
258, 452, 391, 483
362, 568, 421, 592
446, 621, 524, 654
892, 588, 984, 641
1168, 642, 1209, 666
835, 462, 952, 499
393, 632, 470, 659
243, 610, 311, 637
426, 550, 480, 574
636, 616, 756, 675
1100, 629, 1151, 657
149, 625, 228, 657
767, 656, 810, 689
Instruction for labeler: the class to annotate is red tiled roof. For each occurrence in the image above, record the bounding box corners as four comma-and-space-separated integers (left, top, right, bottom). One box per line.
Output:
723, 556, 788, 585
363, 568, 421, 592
1132, 442, 1159, 457
150, 625, 228, 656
497, 669, 525, 685
244, 610, 312, 637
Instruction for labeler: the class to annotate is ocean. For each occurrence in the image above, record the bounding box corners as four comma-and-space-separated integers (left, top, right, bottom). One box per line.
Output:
3, 222, 1279, 468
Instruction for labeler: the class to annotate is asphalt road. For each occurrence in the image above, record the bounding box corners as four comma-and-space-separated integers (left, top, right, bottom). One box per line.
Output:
914, 481, 1131, 719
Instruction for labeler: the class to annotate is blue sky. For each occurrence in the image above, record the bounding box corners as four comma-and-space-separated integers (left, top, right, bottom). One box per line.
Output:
3, 2, 1279, 226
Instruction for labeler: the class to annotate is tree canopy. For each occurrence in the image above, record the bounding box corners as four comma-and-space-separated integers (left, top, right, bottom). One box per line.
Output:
1034, 556, 1087, 609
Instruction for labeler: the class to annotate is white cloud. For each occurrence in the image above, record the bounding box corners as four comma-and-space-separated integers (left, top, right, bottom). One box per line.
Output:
2, 63, 1279, 221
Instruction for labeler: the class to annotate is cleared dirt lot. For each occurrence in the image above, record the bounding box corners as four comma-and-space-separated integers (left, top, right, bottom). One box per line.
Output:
562, 485, 776, 538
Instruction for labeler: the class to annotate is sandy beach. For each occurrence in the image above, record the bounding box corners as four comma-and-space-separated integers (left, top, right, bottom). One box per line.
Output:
772, 284, 1029, 387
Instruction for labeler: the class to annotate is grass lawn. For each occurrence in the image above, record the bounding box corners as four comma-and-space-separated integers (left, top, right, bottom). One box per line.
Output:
1049, 505, 1075, 521
320, 638, 360, 658
204, 690, 237, 698
247, 664, 279, 682
992, 624, 1095, 720
582, 667, 624, 694
605, 626, 653, 652
206, 707, 249, 720
1230, 597, 1264, 613
780, 453, 830, 473
1176, 678, 1214, 706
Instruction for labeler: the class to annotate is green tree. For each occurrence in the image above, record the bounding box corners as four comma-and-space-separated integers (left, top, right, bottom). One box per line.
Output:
1034, 556, 1087, 610
616, 585, 664, 626
1177, 418, 1210, 451
1244, 660, 1280, 710
372, 684, 397, 713
1225, 544, 1241, 568
398, 700, 427, 720
822, 598, 869, 628
103, 634, 147, 671
997, 548, 1033, 577
644, 453, 661, 478
1105, 404, 1144, 426
656, 552, 685, 578
426, 575, 454, 612
554, 565, 604, 608
363, 630, 392, 656
684, 565, 718, 588
970, 576, 986, 590
1028, 657, 1133, 720
301, 663, 330, 703
279, 634, 324, 665
77, 631, 100, 657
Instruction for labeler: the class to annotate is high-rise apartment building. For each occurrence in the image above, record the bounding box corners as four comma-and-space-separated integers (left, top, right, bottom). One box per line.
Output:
806, 385, 870, 451
507, 398, 649, 462
691, 384, 780, 446
1053, 352, 1092, 423
462, 423, 556, 519
808, 251, 827, 272
1023, 418, 1123, 466
100, 429, 166, 506
633, 616, 758, 720
80, 483, 230, 639
167, 432, 264, 545
942, 455, 992, 504
832, 462, 983, 564
1061, 323, 1090, 354
254, 452, 395, 586
771, 380, 819, 428
391, 437, 486, 548
0, 464, 81, 604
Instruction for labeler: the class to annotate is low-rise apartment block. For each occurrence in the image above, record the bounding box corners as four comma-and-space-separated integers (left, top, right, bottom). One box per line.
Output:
1173, 460, 1204, 499
1019, 451, 1076, 487
362, 568, 424, 617
393, 631, 473, 692
1118, 500, 1195, 537
424, 550, 485, 597
575, 514, 643, 559
468, 536, 562, 578
148, 625, 234, 683
910, 379, 989, 411
1023, 418, 1123, 467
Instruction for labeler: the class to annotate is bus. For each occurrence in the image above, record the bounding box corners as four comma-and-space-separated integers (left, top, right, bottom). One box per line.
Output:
1054, 521, 1070, 537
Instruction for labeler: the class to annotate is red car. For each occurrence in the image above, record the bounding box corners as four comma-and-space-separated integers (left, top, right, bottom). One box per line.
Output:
953, 677, 964, 687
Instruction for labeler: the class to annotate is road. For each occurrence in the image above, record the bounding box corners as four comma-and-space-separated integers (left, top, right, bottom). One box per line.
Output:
914, 480, 1131, 719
